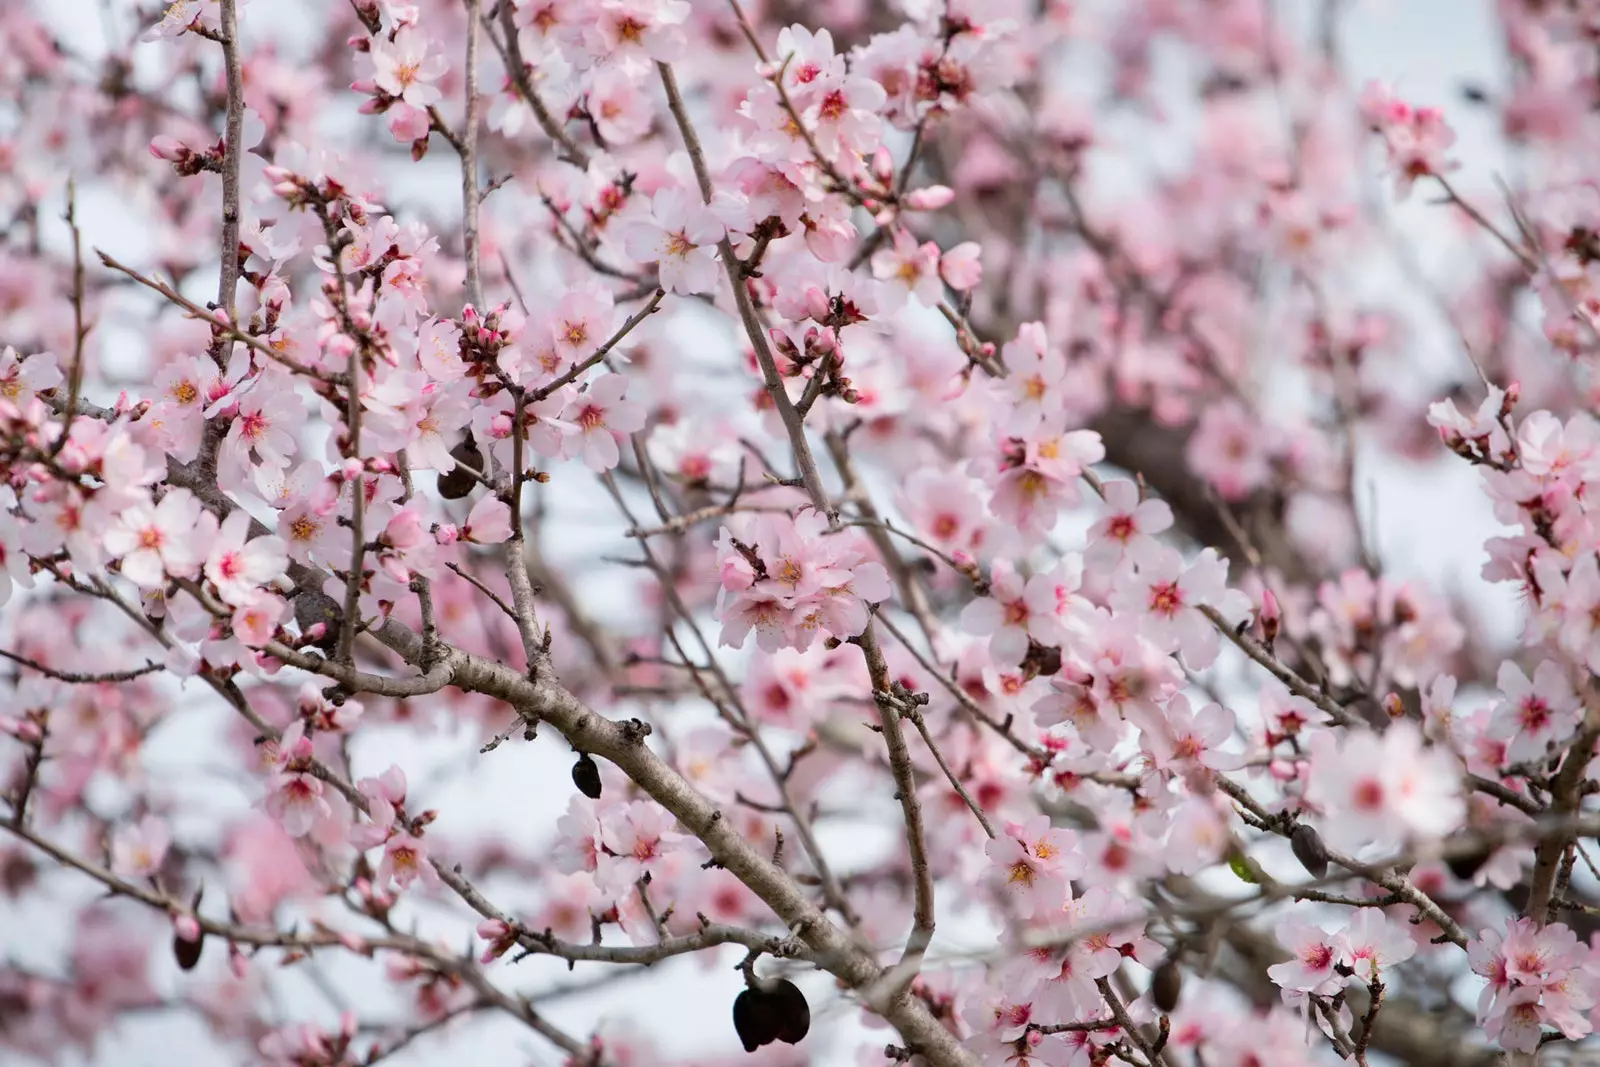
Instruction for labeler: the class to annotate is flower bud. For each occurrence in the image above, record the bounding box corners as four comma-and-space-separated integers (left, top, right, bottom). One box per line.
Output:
804, 287, 831, 323
872, 146, 895, 183
904, 185, 955, 211
1259, 587, 1281, 646
149, 135, 190, 162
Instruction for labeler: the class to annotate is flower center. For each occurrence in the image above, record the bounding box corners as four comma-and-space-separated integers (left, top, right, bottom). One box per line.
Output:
1148, 582, 1183, 616
664, 231, 695, 258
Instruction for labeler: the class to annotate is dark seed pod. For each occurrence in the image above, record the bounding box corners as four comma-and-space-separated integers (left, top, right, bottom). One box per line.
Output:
1151, 959, 1182, 1013
1446, 846, 1491, 882
768, 979, 810, 1045
571, 753, 603, 799
1290, 823, 1330, 880
733, 979, 810, 1053
438, 435, 483, 500
173, 931, 204, 971
733, 987, 778, 1052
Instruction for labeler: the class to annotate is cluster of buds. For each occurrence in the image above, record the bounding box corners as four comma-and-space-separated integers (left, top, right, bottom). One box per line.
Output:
585, 172, 638, 234
261, 164, 360, 223
803, 286, 870, 331
770, 325, 859, 404
450, 303, 521, 390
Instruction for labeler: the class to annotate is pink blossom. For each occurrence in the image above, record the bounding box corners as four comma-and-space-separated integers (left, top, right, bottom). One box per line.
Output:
622, 187, 724, 295
715, 510, 891, 651
205, 510, 289, 607
228, 590, 284, 647
805, 70, 887, 159
472, 389, 574, 472
370, 28, 448, 109
1267, 916, 1346, 994
1186, 399, 1272, 501
564, 373, 646, 472
378, 831, 439, 892
1085, 479, 1173, 569
985, 815, 1082, 918
1306, 721, 1464, 851
0, 509, 36, 607
110, 816, 172, 880
992, 323, 1066, 437
1140, 694, 1244, 774
938, 241, 983, 290
1108, 546, 1248, 671
103, 487, 205, 589
1342, 909, 1417, 982
265, 768, 332, 838
1486, 659, 1579, 763
587, 0, 690, 73
871, 228, 944, 310
961, 557, 1086, 666
461, 494, 513, 545
0, 346, 61, 410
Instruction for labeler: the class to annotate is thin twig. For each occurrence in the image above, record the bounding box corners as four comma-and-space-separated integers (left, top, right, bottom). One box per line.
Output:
655, 62, 833, 516
0, 648, 163, 684
214, 0, 245, 368
460, 0, 484, 308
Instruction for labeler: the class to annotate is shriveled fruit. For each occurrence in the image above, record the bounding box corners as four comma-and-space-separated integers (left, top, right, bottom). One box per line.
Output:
572, 753, 602, 799
732, 978, 809, 1053
1290, 823, 1330, 880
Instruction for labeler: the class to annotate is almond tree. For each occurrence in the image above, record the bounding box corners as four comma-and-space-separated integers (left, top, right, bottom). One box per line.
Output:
2, 2, 1598, 1067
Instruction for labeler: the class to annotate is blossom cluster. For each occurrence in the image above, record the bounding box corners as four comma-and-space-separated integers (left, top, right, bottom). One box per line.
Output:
1469, 918, 1600, 1052
713, 509, 891, 651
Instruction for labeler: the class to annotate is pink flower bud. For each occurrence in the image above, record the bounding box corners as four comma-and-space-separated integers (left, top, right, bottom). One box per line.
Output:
1259, 587, 1281, 645
1, 717, 42, 743
173, 913, 202, 941
149, 135, 190, 162
872, 146, 895, 183
804, 287, 831, 322
1502, 381, 1520, 415
434, 523, 460, 546
904, 185, 955, 211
